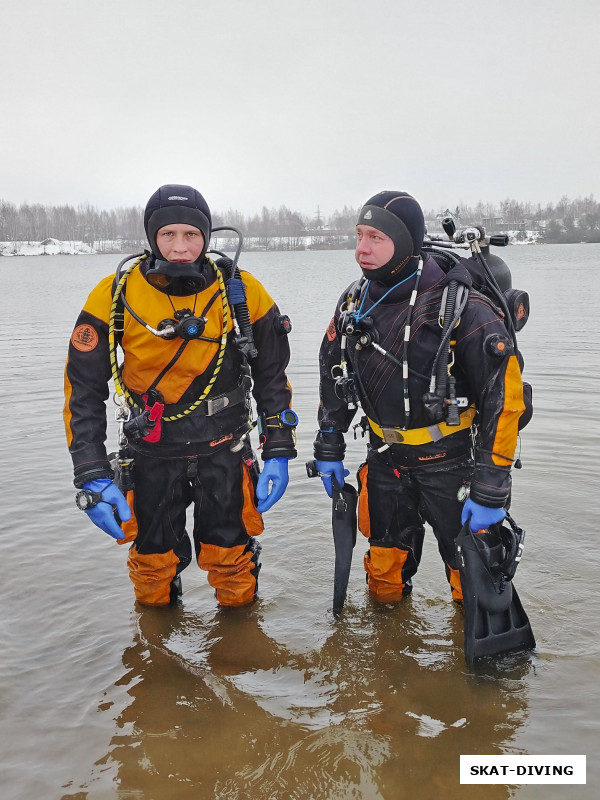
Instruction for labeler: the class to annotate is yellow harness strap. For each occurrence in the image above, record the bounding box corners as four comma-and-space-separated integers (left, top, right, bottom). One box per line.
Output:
368, 406, 476, 445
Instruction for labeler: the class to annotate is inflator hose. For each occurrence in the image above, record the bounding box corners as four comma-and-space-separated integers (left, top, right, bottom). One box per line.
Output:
434, 279, 458, 401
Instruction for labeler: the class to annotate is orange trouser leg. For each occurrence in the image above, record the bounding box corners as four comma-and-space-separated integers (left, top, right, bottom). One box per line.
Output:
116, 489, 138, 545
364, 545, 410, 603
447, 564, 463, 603
197, 541, 260, 607
127, 546, 180, 606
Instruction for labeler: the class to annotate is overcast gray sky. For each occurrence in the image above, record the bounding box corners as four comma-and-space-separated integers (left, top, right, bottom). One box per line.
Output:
1, 0, 598, 216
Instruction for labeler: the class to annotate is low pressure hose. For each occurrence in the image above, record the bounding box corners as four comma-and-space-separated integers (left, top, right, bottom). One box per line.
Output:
227, 272, 258, 359
434, 279, 459, 399
213, 254, 258, 359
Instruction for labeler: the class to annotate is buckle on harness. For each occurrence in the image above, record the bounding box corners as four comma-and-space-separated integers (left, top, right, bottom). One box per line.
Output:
206, 395, 231, 415
205, 382, 248, 416
380, 428, 406, 445
369, 406, 476, 446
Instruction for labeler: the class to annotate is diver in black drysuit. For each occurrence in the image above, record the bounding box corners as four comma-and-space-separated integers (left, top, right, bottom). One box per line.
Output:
313, 191, 529, 605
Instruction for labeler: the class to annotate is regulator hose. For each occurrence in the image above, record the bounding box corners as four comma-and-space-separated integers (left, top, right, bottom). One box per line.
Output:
212, 253, 258, 360
209, 225, 259, 360
434, 279, 459, 400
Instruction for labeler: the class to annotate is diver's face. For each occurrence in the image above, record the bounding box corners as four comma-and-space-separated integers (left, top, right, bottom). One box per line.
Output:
155, 223, 205, 262
355, 224, 395, 271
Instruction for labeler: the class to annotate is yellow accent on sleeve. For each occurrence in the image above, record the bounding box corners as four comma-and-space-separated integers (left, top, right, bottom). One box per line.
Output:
492, 354, 525, 466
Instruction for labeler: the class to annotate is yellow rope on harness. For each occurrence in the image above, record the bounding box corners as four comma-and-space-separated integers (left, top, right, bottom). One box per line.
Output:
108, 256, 230, 423
109, 254, 144, 404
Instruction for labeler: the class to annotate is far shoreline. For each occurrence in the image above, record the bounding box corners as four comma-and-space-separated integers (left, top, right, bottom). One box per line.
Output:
0, 232, 554, 258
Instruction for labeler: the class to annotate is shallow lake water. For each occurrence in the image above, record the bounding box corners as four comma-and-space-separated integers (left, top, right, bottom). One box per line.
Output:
0, 244, 598, 799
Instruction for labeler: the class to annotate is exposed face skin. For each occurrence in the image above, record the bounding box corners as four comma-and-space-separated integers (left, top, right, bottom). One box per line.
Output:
355, 224, 395, 271
155, 223, 205, 262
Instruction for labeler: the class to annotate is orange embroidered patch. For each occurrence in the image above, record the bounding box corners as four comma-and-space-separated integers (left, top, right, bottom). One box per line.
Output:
209, 433, 234, 447
326, 317, 337, 341
418, 452, 446, 461
71, 324, 99, 352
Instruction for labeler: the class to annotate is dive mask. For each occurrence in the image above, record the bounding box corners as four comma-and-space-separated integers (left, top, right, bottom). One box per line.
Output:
144, 256, 208, 296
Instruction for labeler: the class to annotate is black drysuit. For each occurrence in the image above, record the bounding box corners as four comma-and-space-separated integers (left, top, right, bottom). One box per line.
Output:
315, 255, 527, 602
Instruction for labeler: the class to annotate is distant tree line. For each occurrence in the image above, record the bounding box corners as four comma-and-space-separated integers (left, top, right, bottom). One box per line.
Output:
1, 194, 599, 249
433, 195, 600, 243
0, 200, 146, 251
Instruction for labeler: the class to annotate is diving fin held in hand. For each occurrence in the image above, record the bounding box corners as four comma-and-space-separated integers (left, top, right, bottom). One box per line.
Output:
331, 473, 357, 614
456, 515, 535, 664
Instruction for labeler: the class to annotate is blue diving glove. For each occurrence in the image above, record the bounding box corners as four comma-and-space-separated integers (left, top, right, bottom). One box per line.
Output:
256, 457, 290, 513
82, 478, 131, 540
314, 459, 350, 499
461, 497, 506, 533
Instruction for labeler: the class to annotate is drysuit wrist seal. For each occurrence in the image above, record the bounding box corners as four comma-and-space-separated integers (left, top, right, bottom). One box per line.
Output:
468, 488, 508, 509
313, 430, 346, 461
262, 443, 298, 461
73, 466, 114, 489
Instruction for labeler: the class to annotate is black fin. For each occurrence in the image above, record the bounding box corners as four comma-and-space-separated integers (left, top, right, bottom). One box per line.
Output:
456, 522, 535, 664
331, 476, 358, 614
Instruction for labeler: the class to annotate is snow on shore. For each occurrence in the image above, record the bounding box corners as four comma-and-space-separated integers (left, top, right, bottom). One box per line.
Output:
0, 238, 97, 256
0, 230, 542, 257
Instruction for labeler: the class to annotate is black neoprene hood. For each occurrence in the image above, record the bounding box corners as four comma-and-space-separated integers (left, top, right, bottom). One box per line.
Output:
144, 184, 212, 259
357, 191, 425, 284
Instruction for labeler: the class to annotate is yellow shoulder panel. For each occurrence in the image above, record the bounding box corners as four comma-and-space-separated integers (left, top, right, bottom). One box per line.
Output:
82, 274, 115, 324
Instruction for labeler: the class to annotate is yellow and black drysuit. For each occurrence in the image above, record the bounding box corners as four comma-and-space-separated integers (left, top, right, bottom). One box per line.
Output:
314, 255, 527, 603
64, 256, 295, 606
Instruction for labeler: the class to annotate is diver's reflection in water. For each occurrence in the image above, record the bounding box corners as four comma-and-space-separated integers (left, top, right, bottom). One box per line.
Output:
307, 596, 534, 800
91, 603, 316, 799
85, 597, 533, 800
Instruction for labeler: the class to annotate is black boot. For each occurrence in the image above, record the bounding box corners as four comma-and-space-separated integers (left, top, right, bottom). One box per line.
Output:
169, 574, 183, 604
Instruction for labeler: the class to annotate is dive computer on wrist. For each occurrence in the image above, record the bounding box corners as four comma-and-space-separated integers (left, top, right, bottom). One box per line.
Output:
75, 488, 105, 511
278, 409, 299, 428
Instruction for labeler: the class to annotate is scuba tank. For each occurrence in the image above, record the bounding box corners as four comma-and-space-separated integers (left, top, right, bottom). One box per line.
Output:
421, 216, 531, 426
425, 216, 530, 336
